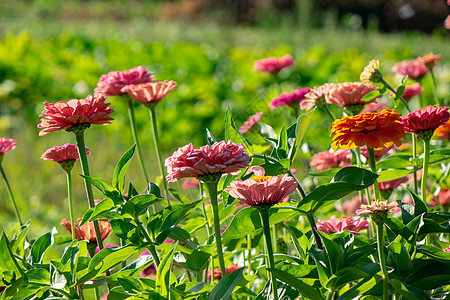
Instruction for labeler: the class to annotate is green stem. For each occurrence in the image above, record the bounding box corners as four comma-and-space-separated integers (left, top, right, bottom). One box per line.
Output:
134, 216, 160, 266
287, 169, 306, 199
205, 182, 226, 277
412, 134, 419, 195
147, 244, 161, 267
247, 234, 252, 277
259, 208, 278, 300
321, 103, 336, 122
421, 139, 431, 205
429, 70, 440, 106
326, 289, 336, 300
306, 212, 323, 250
126, 96, 150, 185
376, 222, 389, 300
0, 163, 23, 226
380, 78, 412, 113
367, 148, 381, 202
66, 171, 76, 241
149, 109, 170, 206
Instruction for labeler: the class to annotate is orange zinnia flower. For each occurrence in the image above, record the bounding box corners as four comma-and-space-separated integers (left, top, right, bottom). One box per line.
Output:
330, 109, 405, 150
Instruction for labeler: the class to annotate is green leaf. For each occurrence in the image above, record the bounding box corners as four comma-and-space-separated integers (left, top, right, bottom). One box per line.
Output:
406, 260, 450, 290
408, 188, 427, 217
276, 124, 288, 159
377, 169, 414, 182
10, 222, 30, 255
183, 250, 211, 271
337, 271, 382, 300
326, 267, 369, 290
259, 158, 291, 176
80, 175, 122, 202
376, 156, 412, 169
224, 106, 253, 154
297, 167, 377, 213
206, 128, 218, 146
156, 243, 177, 297
417, 245, 450, 261
112, 144, 136, 191
268, 268, 324, 300
81, 198, 120, 225
207, 267, 244, 300
318, 231, 344, 274
390, 279, 430, 300
30, 227, 57, 265
287, 226, 310, 260
288, 108, 315, 163
121, 194, 159, 218
387, 242, 413, 276
361, 89, 383, 102
25, 268, 50, 285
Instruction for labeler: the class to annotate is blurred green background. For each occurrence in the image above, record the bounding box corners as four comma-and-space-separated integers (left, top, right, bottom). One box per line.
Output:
0, 0, 449, 237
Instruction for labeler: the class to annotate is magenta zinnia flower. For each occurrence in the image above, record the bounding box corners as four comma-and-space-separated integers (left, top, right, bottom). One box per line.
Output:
401, 105, 450, 140
310, 149, 351, 172
121, 80, 178, 110
253, 54, 294, 74
392, 60, 429, 80
165, 141, 250, 183
0, 138, 17, 157
270, 88, 310, 110
317, 216, 368, 234
225, 174, 297, 207
239, 112, 263, 134
327, 82, 380, 114
300, 83, 334, 111
95, 66, 155, 96
37, 93, 114, 136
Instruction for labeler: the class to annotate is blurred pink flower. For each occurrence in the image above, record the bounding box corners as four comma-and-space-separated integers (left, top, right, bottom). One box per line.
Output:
429, 188, 450, 207
270, 88, 310, 110
37, 93, 114, 136
41, 143, 90, 163
253, 54, 294, 74
0, 138, 17, 157
165, 141, 250, 183
310, 149, 351, 172
434, 119, 450, 140
417, 53, 442, 70
392, 60, 429, 80
359, 145, 393, 160
226, 174, 297, 207
208, 263, 241, 280
300, 83, 334, 110
335, 195, 368, 215
239, 112, 263, 134
121, 80, 177, 109
327, 82, 379, 109
445, 15, 450, 30
317, 216, 368, 234
60, 218, 112, 244
398, 83, 423, 101
378, 177, 408, 191
182, 178, 200, 189
95, 66, 155, 96
361, 102, 388, 114
401, 106, 450, 139
444, 246, 450, 253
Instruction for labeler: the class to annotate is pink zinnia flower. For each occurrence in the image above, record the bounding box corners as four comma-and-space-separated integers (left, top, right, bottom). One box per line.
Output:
310, 149, 351, 172
226, 174, 297, 207
253, 54, 294, 74
0, 138, 17, 159
60, 218, 112, 244
399, 83, 423, 101
417, 53, 442, 70
41, 143, 90, 163
429, 188, 450, 207
359, 145, 393, 160
300, 83, 334, 111
378, 177, 408, 191
361, 102, 388, 113
327, 82, 379, 108
37, 93, 114, 136
239, 112, 263, 134
208, 264, 241, 280
317, 216, 368, 234
335, 195, 369, 216
121, 80, 178, 110
270, 88, 310, 110
445, 15, 450, 30
165, 141, 250, 183
95, 66, 155, 96
401, 105, 450, 140
182, 178, 200, 189
392, 60, 429, 80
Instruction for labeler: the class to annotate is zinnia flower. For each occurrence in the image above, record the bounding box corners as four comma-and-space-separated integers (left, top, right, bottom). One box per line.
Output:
0, 138, 17, 161
360, 60, 382, 83
253, 54, 294, 74
359, 145, 393, 160
336, 195, 369, 215
121, 80, 178, 110
327, 82, 380, 115
445, 15, 450, 30
208, 264, 241, 280
310, 149, 351, 172
60, 218, 112, 244
330, 109, 405, 150
182, 178, 200, 189
270, 88, 310, 110
239, 112, 263, 134
225, 174, 297, 207
300, 83, 334, 111
434, 119, 450, 140
401, 106, 450, 141
378, 177, 408, 200
392, 60, 429, 80
429, 188, 450, 207
361, 102, 388, 113
165, 141, 250, 183
95, 66, 155, 96
37, 93, 114, 136
317, 216, 368, 234
356, 201, 398, 224
41, 143, 91, 172
396, 83, 423, 102
417, 53, 441, 70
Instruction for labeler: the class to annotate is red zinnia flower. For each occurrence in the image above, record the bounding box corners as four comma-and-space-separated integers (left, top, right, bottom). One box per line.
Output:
392, 60, 429, 80
37, 93, 114, 136
270, 88, 310, 110
165, 141, 250, 183
41, 143, 91, 163
317, 216, 368, 234
121, 80, 178, 110
253, 54, 294, 74
60, 218, 112, 244
95, 66, 155, 96
401, 106, 450, 140
208, 264, 241, 280
378, 177, 408, 191
330, 109, 405, 150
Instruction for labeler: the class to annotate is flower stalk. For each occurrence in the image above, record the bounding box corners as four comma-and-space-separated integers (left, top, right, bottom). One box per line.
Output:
429, 69, 440, 106
421, 139, 431, 204
0, 163, 23, 226
259, 208, 278, 300
306, 212, 323, 250
367, 148, 382, 203
65, 170, 76, 241
376, 221, 389, 300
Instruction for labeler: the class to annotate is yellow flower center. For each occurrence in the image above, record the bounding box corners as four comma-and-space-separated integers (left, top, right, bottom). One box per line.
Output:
251, 176, 273, 182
